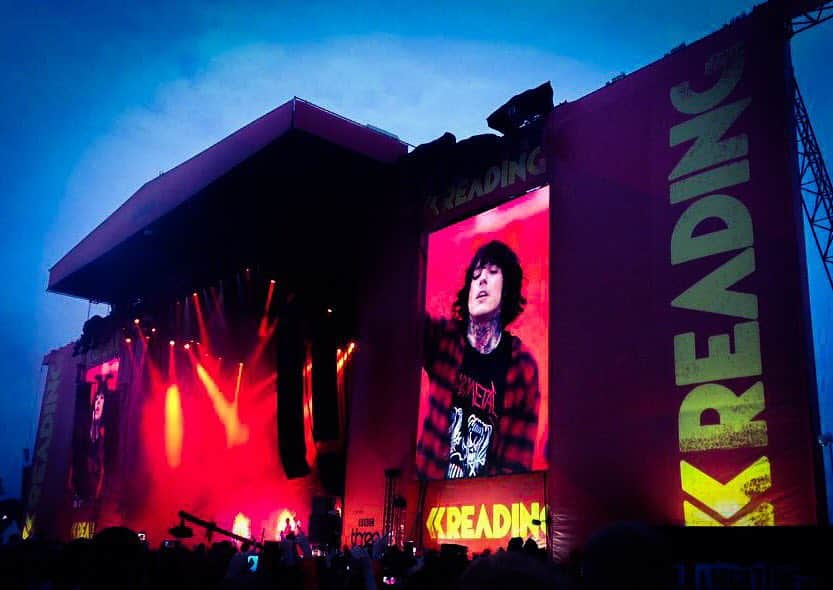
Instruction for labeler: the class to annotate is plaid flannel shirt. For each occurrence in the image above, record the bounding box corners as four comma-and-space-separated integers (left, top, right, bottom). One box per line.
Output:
416, 317, 540, 479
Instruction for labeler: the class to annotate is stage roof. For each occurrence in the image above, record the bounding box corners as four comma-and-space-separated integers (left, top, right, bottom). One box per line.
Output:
48, 98, 408, 303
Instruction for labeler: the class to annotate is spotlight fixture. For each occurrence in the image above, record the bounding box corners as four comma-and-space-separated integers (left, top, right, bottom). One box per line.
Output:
183, 343, 190, 350
270, 279, 276, 284
169, 340, 175, 347
192, 292, 198, 297
327, 307, 333, 314
133, 318, 140, 325
125, 337, 132, 344
151, 328, 157, 333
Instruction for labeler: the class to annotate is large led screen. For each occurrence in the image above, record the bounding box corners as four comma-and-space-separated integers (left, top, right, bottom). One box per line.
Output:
416, 186, 549, 479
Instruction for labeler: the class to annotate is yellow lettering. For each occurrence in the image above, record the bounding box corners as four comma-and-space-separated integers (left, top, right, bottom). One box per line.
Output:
446, 506, 462, 539
679, 381, 767, 452
507, 153, 527, 185
468, 178, 484, 200
454, 179, 470, 206
484, 166, 501, 193
511, 503, 520, 537
433, 507, 445, 539
681, 456, 771, 519
671, 44, 744, 115
460, 505, 475, 539
518, 502, 533, 538
671, 248, 757, 319
527, 146, 546, 175
474, 504, 494, 538
669, 97, 751, 180
670, 160, 749, 204
493, 504, 511, 538
426, 507, 438, 539
670, 196, 753, 265
674, 321, 761, 385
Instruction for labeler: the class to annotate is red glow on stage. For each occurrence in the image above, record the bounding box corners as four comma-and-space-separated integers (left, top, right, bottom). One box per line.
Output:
117, 276, 354, 545
275, 509, 297, 539
164, 385, 183, 468
232, 512, 251, 540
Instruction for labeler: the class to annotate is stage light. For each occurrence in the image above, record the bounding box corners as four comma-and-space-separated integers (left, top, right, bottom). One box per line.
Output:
125, 337, 132, 344
327, 307, 333, 314
192, 292, 198, 297
184, 343, 190, 350
151, 328, 157, 333
169, 340, 175, 347
133, 318, 140, 325
348, 341, 356, 352
270, 279, 276, 284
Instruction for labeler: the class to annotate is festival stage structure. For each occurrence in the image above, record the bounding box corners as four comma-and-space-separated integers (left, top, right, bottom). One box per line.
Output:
24, 0, 833, 560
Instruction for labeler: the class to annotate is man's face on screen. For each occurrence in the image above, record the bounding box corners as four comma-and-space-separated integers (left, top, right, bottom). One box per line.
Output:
468, 262, 503, 319
93, 393, 104, 421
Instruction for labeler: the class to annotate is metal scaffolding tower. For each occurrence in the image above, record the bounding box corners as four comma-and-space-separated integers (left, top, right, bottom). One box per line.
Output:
794, 79, 833, 291
787, 1, 833, 291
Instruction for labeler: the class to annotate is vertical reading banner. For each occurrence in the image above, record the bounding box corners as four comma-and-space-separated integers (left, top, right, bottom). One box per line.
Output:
546, 3, 818, 554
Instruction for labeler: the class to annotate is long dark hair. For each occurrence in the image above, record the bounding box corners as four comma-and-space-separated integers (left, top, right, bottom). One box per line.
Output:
452, 240, 526, 328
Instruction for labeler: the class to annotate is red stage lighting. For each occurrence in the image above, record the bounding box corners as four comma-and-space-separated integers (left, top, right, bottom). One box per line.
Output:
169, 340, 175, 347
184, 343, 190, 350
165, 384, 183, 468
125, 337, 132, 344
133, 318, 140, 325
151, 328, 157, 333
270, 279, 276, 284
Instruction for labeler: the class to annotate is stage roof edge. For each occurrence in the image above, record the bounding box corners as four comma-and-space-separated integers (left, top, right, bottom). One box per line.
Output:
47, 98, 408, 299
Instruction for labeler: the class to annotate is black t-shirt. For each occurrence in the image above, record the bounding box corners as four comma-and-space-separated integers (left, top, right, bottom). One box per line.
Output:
446, 334, 510, 479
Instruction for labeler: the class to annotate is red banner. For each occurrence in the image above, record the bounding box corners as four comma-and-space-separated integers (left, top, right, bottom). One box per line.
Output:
545, 3, 819, 554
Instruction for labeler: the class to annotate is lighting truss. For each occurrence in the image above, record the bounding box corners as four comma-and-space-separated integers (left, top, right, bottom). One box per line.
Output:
790, 0, 833, 35
794, 78, 833, 292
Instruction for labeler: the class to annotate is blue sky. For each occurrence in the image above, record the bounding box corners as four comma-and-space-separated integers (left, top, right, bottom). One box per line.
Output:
1, 1, 831, 499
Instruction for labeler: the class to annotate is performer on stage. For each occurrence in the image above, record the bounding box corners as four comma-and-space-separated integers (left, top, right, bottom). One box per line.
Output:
416, 240, 541, 480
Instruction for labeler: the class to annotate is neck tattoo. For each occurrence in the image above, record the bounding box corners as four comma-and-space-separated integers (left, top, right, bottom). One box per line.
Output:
467, 313, 502, 354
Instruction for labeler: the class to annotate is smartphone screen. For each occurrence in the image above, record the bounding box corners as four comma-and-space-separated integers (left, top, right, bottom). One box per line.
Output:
247, 555, 259, 572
